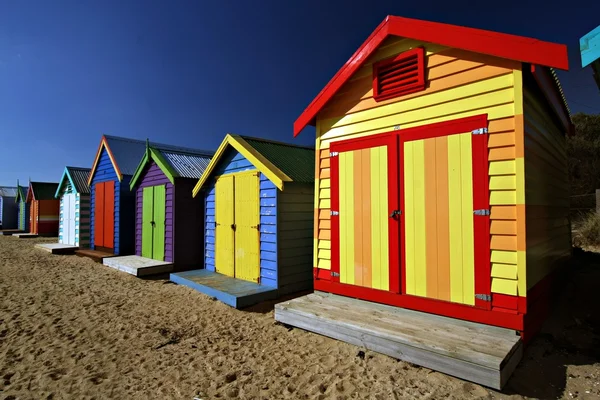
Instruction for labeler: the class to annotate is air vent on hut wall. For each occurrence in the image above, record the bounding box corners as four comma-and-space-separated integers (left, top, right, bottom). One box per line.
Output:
373, 47, 426, 102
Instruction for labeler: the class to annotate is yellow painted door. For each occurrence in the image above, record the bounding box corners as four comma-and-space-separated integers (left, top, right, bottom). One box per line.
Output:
403, 133, 475, 305
337, 146, 391, 291
233, 172, 260, 282
215, 175, 235, 277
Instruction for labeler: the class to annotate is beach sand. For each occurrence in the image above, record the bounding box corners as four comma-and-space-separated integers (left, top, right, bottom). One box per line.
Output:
0, 236, 598, 399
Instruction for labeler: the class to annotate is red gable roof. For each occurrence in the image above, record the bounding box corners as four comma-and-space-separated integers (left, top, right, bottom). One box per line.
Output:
294, 15, 570, 137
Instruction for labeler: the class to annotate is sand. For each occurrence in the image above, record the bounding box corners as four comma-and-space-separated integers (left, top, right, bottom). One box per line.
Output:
0, 236, 598, 400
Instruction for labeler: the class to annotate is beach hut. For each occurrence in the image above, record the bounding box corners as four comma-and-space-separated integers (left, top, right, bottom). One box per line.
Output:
102, 141, 212, 276
0, 186, 18, 230
14, 183, 30, 232
25, 181, 60, 236
275, 15, 573, 389
55, 167, 92, 247
169, 134, 315, 308
0, 186, 19, 231
580, 25, 600, 90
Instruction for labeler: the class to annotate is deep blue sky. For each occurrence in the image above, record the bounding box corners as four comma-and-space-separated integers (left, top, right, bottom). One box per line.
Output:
1, 0, 599, 187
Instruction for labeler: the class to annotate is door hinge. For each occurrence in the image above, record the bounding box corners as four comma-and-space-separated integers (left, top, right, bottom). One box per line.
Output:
475, 294, 491, 301
331, 271, 340, 277
330, 151, 339, 157
472, 128, 488, 135
330, 211, 339, 216
473, 209, 490, 216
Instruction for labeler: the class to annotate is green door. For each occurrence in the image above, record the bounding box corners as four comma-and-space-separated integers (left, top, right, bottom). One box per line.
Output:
141, 185, 166, 261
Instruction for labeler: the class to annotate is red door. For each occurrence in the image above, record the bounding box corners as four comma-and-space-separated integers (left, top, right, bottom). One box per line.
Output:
94, 182, 115, 250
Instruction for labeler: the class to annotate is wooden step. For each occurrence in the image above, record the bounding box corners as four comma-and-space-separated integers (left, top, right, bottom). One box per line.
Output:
275, 291, 522, 390
75, 249, 115, 263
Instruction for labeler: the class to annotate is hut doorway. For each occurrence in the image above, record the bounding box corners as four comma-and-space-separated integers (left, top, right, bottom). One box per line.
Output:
94, 181, 115, 252
214, 171, 260, 283
60, 193, 77, 245
141, 185, 166, 261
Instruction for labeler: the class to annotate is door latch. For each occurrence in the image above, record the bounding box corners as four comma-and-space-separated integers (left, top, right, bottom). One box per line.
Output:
231, 224, 236, 230
389, 210, 401, 218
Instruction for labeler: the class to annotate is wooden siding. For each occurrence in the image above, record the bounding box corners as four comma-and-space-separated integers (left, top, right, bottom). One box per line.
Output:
523, 82, 571, 290
135, 161, 174, 262
58, 182, 90, 247
37, 200, 60, 235
0, 196, 18, 229
204, 149, 278, 288
277, 183, 314, 295
173, 179, 204, 269
314, 38, 523, 299
119, 177, 136, 255
18, 201, 29, 231
90, 148, 120, 253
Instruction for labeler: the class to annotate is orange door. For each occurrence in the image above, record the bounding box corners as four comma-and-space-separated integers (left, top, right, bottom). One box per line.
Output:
30, 201, 38, 234
94, 182, 115, 250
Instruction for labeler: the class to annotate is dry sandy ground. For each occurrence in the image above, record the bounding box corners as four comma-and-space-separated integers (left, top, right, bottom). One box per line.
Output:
0, 237, 598, 400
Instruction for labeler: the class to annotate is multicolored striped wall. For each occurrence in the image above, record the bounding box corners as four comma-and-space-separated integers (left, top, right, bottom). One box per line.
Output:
134, 161, 174, 262
58, 181, 90, 248
314, 37, 525, 306
18, 200, 29, 232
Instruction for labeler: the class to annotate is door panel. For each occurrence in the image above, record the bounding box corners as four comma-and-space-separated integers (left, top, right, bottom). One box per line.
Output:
234, 172, 260, 283
68, 194, 76, 245
215, 176, 235, 277
153, 185, 166, 261
403, 132, 475, 306
142, 187, 154, 258
104, 182, 115, 249
331, 134, 399, 292
94, 183, 105, 247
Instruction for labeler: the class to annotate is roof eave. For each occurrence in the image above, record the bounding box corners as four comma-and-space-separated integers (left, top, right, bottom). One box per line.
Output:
294, 15, 570, 137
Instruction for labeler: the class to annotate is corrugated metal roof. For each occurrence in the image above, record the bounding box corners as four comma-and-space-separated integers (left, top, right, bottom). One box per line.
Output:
66, 167, 91, 194
159, 149, 212, 179
0, 186, 18, 197
241, 136, 315, 183
104, 135, 212, 176
31, 182, 59, 200
550, 68, 572, 118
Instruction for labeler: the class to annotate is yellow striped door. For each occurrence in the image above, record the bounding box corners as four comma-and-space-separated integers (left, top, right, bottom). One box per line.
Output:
215, 175, 235, 277
233, 172, 260, 283
338, 146, 390, 290
404, 132, 475, 305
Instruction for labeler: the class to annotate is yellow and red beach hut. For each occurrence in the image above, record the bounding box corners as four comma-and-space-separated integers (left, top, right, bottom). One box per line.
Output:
290, 15, 573, 342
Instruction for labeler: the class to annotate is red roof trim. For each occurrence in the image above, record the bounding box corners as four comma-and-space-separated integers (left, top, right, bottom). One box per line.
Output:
294, 15, 570, 137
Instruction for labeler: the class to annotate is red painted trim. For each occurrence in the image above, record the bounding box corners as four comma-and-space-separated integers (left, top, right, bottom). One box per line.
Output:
372, 47, 426, 102
492, 293, 519, 310
388, 135, 400, 293
518, 296, 527, 314
330, 133, 400, 291
313, 268, 331, 281
315, 279, 524, 331
472, 121, 491, 310
330, 149, 340, 283
294, 15, 570, 136
399, 136, 406, 295
531, 65, 573, 135
399, 114, 488, 142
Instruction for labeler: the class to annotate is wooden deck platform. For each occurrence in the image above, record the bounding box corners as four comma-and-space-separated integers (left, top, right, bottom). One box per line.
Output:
170, 269, 278, 308
75, 249, 116, 263
0, 229, 24, 236
103, 256, 173, 277
12, 233, 38, 239
274, 292, 523, 390
35, 243, 78, 254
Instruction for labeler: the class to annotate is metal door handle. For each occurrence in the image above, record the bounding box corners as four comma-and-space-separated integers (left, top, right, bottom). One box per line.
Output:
251, 225, 260, 229
151, 221, 155, 226
231, 224, 236, 230
389, 210, 401, 218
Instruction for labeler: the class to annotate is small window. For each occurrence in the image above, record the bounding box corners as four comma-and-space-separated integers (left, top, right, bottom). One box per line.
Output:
373, 47, 426, 102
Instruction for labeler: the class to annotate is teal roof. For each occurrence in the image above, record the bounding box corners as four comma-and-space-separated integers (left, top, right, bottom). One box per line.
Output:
240, 136, 315, 184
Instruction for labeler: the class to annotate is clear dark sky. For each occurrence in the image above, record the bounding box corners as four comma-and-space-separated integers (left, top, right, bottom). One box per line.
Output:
1, 0, 599, 186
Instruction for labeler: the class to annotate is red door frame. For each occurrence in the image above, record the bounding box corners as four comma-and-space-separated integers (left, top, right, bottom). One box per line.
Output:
316, 114, 512, 329
330, 132, 400, 292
